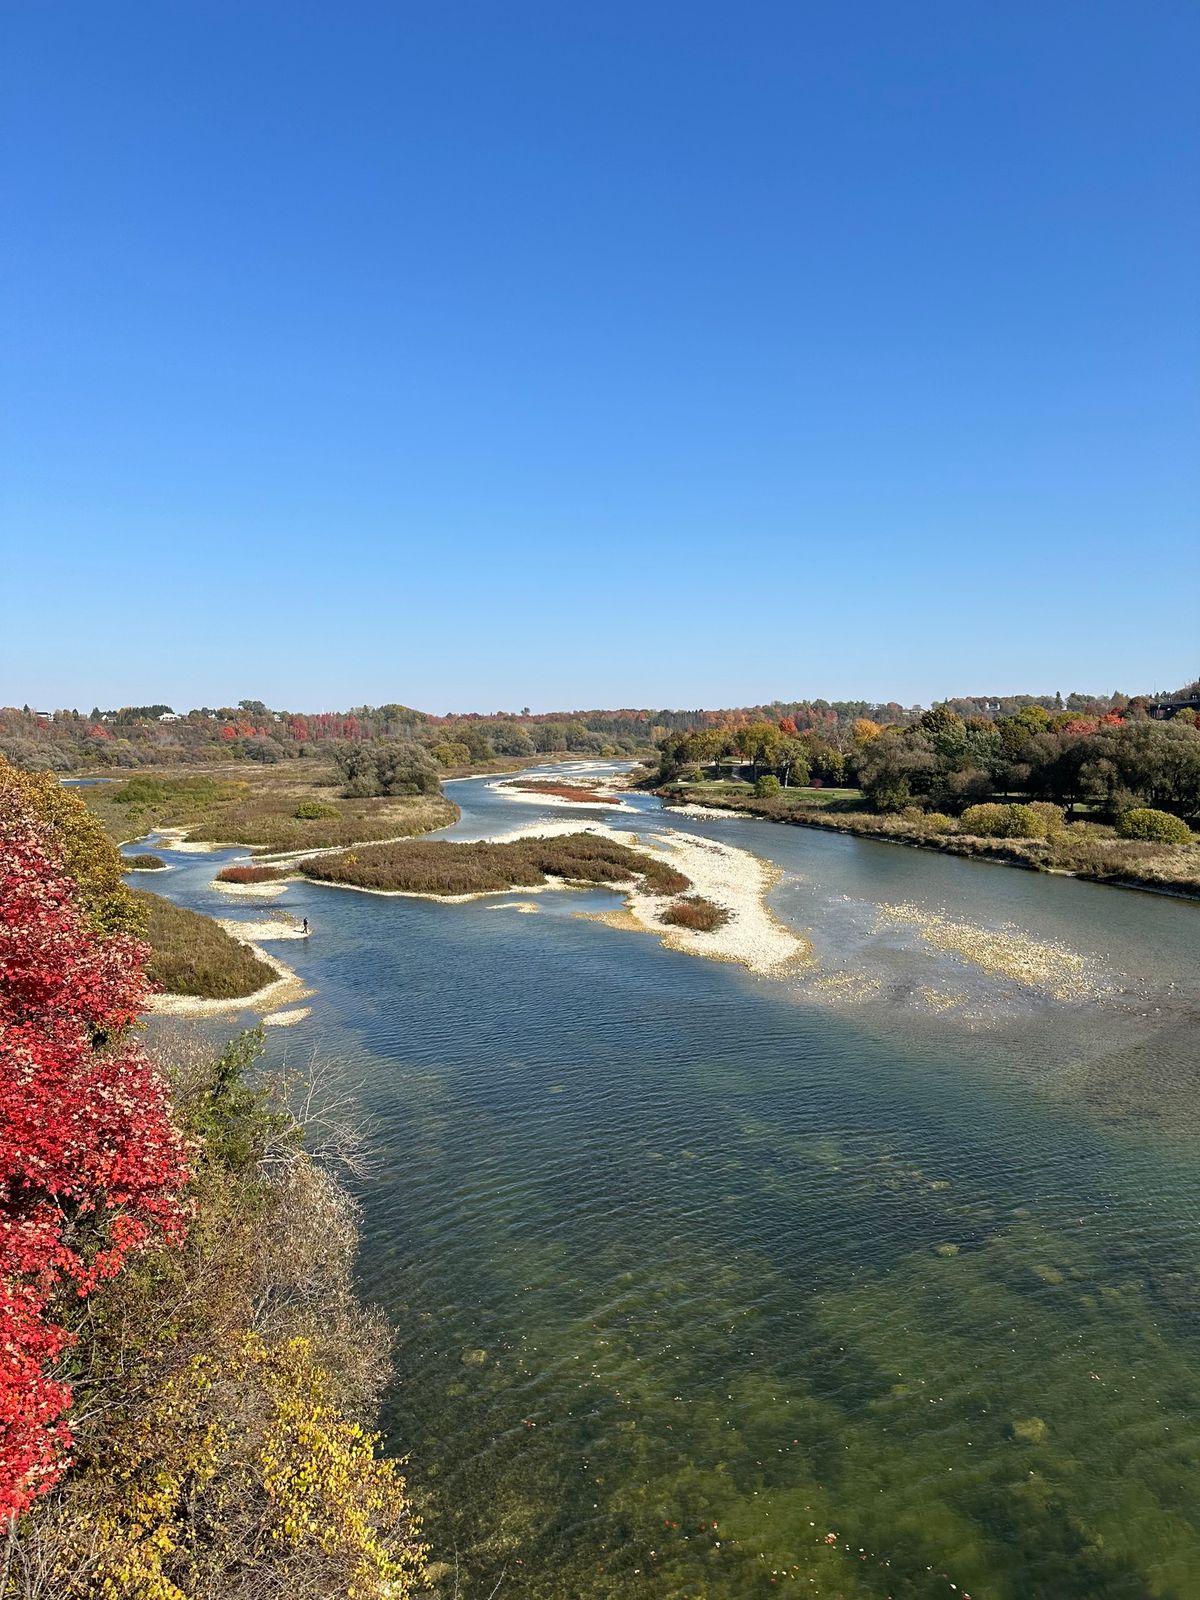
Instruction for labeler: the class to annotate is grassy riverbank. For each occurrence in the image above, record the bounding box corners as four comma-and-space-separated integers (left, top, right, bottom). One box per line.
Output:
133, 888, 279, 999
84, 763, 458, 853
665, 781, 1200, 896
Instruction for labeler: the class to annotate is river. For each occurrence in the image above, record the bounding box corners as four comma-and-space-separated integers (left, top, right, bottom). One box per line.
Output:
136, 763, 1200, 1598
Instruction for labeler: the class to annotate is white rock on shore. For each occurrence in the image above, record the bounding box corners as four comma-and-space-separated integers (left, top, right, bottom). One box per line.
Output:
490, 818, 809, 975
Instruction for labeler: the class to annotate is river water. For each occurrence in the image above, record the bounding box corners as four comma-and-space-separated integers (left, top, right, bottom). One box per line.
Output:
137, 765, 1200, 1599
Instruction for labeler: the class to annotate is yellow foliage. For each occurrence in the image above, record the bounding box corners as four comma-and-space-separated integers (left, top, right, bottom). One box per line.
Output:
0, 758, 144, 938
52, 1332, 426, 1600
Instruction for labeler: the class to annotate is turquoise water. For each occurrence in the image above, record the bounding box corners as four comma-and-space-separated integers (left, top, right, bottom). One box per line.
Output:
139, 767, 1200, 1598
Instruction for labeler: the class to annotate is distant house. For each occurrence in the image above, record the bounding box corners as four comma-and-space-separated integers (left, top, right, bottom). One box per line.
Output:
1148, 696, 1200, 721
158, 712, 181, 723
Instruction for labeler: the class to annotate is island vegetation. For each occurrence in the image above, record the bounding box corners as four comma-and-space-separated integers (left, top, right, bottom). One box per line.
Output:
297, 832, 690, 898
660, 894, 730, 932
502, 777, 619, 804
119, 850, 165, 870
0, 767, 427, 1597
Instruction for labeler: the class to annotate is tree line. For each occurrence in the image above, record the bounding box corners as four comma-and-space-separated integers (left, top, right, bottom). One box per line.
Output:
658, 681, 1200, 823
3, 680, 1195, 784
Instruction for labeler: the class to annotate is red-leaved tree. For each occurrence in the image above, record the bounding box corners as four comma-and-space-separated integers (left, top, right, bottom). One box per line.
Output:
0, 802, 190, 1519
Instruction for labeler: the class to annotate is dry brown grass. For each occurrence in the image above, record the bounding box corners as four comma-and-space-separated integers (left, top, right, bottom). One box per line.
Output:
85, 762, 458, 853
133, 889, 277, 998
502, 779, 615, 804
298, 833, 690, 897
660, 894, 730, 932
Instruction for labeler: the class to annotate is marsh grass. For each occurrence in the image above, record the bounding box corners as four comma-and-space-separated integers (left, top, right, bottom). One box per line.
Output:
86, 763, 458, 852
121, 852, 166, 870
299, 833, 690, 897
133, 889, 276, 998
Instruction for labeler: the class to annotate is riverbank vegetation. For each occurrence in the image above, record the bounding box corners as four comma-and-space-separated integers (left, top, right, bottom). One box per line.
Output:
333, 739, 442, 798
0, 758, 281, 1000
0, 772, 427, 1596
658, 689, 1200, 825
80, 764, 458, 854
120, 849, 165, 869
654, 682, 1200, 894
133, 889, 278, 1000
298, 833, 690, 898
666, 781, 1200, 895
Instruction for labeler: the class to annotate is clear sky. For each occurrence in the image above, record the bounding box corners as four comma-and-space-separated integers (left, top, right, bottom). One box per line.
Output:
3, 2, 1196, 714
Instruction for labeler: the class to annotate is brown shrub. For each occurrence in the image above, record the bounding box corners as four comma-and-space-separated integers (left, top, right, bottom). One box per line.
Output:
216, 864, 288, 884
660, 894, 730, 932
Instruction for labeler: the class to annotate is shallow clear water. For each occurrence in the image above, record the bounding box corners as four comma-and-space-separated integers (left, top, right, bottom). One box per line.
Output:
140, 766, 1200, 1598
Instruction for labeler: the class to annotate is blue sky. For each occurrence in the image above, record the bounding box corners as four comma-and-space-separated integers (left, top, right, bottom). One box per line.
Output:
3, 2, 1196, 713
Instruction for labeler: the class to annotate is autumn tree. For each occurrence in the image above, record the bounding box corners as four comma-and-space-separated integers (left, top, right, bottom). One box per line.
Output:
0, 789, 189, 1520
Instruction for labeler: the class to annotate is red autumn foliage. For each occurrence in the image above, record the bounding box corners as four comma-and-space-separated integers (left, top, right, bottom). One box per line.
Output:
0, 802, 190, 1520
502, 780, 614, 805
214, 864, 286, 884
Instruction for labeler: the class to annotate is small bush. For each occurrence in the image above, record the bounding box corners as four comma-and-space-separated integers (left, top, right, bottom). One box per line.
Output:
755, 774, 781, 797
121, 852, 166, 870
1116, 808, 1193, 845
216, 864, 288, 884
294, 800, 340, 820
959, 803, 1010, 837
922, 811, 956, 835
660, 894, 730, 932
1025, 801, 1067, 839
960, 802, 1062, 840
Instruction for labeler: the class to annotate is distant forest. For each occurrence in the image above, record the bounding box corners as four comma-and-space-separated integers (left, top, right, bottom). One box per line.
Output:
2, 680, 1196, 775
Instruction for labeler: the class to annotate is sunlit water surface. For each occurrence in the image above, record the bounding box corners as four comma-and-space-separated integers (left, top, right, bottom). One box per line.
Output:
139, 766, 1200, 1599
